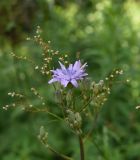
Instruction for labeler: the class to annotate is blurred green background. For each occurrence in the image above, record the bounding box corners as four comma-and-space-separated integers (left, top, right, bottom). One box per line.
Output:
0, 0, 140, 160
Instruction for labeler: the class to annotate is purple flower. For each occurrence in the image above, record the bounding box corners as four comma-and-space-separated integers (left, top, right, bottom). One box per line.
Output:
48, 60, 88, 87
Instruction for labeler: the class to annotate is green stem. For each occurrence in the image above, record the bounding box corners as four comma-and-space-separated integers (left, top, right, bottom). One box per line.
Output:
79, 135, 85, 160
48, 145, 73, 160
23, 107, 63, 121
79, 97, 92, 113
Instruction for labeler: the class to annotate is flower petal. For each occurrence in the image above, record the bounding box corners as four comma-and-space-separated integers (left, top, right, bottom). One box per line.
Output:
48, 78, 58, 84
60, 79, 69, 87
80, 62, 87, 69
68, 64, 73, 71
73, 60, 81, 71
71, 79, 78, 87
59, 61, 66, 70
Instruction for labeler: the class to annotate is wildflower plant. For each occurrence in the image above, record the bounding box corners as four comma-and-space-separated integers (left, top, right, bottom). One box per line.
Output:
2, 26, 129, 160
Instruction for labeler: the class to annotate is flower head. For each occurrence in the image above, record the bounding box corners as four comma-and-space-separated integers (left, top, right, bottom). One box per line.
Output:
48, 60, 88, 87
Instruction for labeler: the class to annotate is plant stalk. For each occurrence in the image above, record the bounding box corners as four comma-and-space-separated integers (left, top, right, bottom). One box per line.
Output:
79, 135, 85, 160
48, 145, 73, 160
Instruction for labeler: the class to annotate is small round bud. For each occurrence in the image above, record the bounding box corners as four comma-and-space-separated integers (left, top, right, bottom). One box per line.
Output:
105, 77, 109, 80
136, 106, 140, 109
26, 37, 31, 40
126, 79, 130, 83
35, 66, 39, 70
110, 75, 114, 78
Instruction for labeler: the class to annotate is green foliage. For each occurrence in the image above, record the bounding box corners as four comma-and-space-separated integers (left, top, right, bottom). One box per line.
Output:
0, 0, 140, 159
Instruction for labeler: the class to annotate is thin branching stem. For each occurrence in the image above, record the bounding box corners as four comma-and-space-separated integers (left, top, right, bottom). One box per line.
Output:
79, 97, 93, 113
24, 107, 63, 121
48, 145, 73, 160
